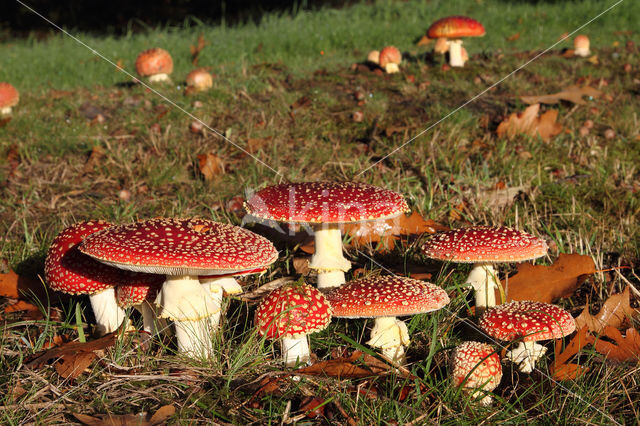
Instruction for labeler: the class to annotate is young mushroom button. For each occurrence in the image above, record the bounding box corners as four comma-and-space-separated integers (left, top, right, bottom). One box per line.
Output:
256, 283, 332, 367
427, 16, 485, 68
421, 226, 547, 316
451, 341, 502, 406
479, 301, 576, 373
0, 82, 19, 116
135, 48, 174, 83
325, 275, 449, 365
244, 182, 408, 289
79, 217, 278, 358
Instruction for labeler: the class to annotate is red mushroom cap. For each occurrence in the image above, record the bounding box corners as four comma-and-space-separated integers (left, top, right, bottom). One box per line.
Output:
45, 221, 122, 295
185, 68, 213, 91
479, 301, 576, 342
427, 16, 485, 39
421, 226, 548, 263
379, 46, 402, 68
135, 48, 174, 77
79, 218, 278, 275
0, 83, 19, 109
256, 283, 332, 339
244, 182, 409, 224
325, 275, 450, 318
116, 273, 164, 308
451, 341, 502, 390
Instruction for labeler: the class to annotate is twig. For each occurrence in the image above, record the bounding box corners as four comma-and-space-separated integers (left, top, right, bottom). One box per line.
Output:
239, 277, 295, 301
0, 402, 63, 410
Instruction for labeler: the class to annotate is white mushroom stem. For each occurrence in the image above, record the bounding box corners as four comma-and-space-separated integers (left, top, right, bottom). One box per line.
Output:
148, 73, 171, 83
465, 264, 501, 316
155, 274, 219, 357
448, 39, 465, 67
309, 224, 351, 289
89, 288, 126, 336
367, 316, 410, 365
505, 341, 548, 373
281, 335, 311, 367
384, 63, 400, 74
469, 391, 494, 406
138, 301, 169, 336
575, 45, 591, 57
200, 276, 242, 330
0, 107, 12, 116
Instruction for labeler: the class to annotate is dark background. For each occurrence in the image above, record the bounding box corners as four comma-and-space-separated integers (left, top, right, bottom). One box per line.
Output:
2, 0, 358, 37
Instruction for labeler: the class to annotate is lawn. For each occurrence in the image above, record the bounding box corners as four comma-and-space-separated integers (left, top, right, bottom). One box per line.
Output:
1, 0, 639, 423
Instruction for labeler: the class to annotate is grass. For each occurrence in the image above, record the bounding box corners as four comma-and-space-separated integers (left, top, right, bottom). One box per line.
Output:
1, 0, 640, 423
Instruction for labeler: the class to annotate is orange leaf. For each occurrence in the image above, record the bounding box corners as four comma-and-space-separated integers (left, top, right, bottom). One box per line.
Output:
295, 351, 392, 379
197, 152, 225, 181
574, 287, 639, 333
504, 253, 596, 303
506, 33, 520, 41
521, 85, 602, 105
496, 103, 563, 142
0, 270, 46, 299
550, 326, 594, 381
190, 33, 207, 65
593, 327, 640, 363
551, 363, 590, 381
4, 300, 40, 314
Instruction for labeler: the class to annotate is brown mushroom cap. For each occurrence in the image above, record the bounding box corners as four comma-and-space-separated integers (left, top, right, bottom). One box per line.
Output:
451, 341, 502, 390
479, 301, 576, 342
427, 16, 485, 39
421, 226, 547, 264
79, 217, 278, 275
135, 48, 174, 77
256, 283, 332, 339
0, 83, 19, 109
325, 275, 450, 318
244, 181, 409, 224
45, 221, 122, 295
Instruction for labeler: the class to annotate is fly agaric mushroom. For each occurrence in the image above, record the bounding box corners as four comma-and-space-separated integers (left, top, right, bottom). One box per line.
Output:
367, 50, 380, 65
244, 182, 408, 289
135, 48, 174, 83
45, 221, 126, 336
427, 16, 485, 67
185, 68, 213, 93
0, 82, 19, 116
479, 301, 576, 373
325, 275, 449, 364
421, 226, 547, 316
574, 35, 591, 57
116, 274, 166, 337
256, 283, 332, 367
379, 46, 402, 74
451, 341, 502, 405
79, 217, 278, 357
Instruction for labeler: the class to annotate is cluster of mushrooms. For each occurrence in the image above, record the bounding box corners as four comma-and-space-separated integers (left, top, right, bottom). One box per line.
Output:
44, 181, 577, 406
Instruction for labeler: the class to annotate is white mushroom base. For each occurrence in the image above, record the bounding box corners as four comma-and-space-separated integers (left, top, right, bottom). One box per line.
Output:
148, 73, 171, 83
201, 276, 242, 329
467, 390, 494, 406
506, 341, 547, 373
0, 106, 13, 116
367, 316, 410, 365
465, 264, 500, 316
448, 40, 465, 68
138, 301, 170, 336
155, 275, 220, 357
281, 336, 311, 367
574, 47, 591, 57
384, 63, 400, 74
90, 287, 126, 336
309, 225, 351, 290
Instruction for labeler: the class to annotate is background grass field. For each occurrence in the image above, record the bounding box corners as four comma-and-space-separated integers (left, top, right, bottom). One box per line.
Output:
1, 0, 639, 423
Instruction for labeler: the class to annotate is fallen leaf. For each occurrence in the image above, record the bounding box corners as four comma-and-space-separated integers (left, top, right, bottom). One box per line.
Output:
4, 300, 40, 315
496, 103, 563, 142
25, 332, 118, 380
550, 326, 594, 380
0, 270, 47, 299
475, 184, 528, 214
197, 152, 225, 181
247, 137, 271, 153
295, 350, 392, 379
299, 396, 327, 418
504, 253, 596, 303
83, 145, 105, 174
593, 327, 640, 363
521, 86, 602, 105
73, 405, 173, 426
506, 33, 520, 41
344, 211, 449, 253
574, 287, 639, 333
290, 96, 312, 110
293, 257, 310, 276
190, 33, 207, 65
148, 405, 176, 425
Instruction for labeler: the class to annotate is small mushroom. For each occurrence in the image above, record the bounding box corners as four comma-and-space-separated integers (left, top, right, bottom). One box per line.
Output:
427, 16, 485, 68
479, 301, 576, 373
185, 68, 213, 93
367, 50, 380, 65
451, 341, 502, 405
135, 48, 174, 83
0, 82, 19, 116
255, 283, 332, 367
379, 46, 402, 74
574, 35, 591, 57
421, 226, 547, 316
325, 275, 449, 364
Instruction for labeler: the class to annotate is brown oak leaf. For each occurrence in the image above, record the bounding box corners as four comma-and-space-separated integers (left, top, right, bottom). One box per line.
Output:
521, 85, 602, 105
574, 287, 639, 333
593, 327, 640, 363
496, 103, 563, 142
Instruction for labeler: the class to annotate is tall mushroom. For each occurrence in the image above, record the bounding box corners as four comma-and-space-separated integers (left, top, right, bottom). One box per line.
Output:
451, 341, 502, 405
135, 48, 174, 83
427, 16, 485, 67
45, 221, 126, 336
479, 301, 576, 373
421, 226, 547, 316
244, 182, 408, 289
325, 275, 449, 364
256, 283, 332, 367
79, 217, 278, 357
0, 82, 19, 116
